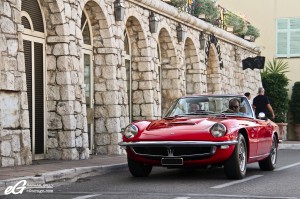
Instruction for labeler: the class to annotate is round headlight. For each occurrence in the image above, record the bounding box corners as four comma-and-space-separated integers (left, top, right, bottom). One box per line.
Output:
123, 124, 138, 139
210, 123, 227, 137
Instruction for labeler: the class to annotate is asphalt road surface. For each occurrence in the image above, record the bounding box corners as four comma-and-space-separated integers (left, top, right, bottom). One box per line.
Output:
3, 149, 300, 199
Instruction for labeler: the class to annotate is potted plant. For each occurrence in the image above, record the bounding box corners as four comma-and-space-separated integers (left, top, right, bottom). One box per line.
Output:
191, 0, 220, 24
261, 58, 289, 140
290, 82, 300, 140
224, 12, 247, 36
171, 0, 188, 12
244, 24, 260, 42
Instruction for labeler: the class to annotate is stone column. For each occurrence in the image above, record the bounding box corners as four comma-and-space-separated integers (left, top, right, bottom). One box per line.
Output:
0, 0, 32, 166
45, 0, 89, 160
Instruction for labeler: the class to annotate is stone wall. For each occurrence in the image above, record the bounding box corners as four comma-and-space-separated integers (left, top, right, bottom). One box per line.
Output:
0, 0, 262, 166
0, 0, 32, 166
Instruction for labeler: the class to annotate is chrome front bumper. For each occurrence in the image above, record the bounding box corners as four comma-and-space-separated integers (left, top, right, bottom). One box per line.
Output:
119, 140, 238, 147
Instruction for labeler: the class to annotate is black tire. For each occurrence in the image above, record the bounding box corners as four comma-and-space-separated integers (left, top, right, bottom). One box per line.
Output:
224, 134, 247, 179
258, 135, 277, 171
127, 157, 152, 177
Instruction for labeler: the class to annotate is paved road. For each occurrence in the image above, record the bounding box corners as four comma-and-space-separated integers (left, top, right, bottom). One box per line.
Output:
3, 150, 300, 199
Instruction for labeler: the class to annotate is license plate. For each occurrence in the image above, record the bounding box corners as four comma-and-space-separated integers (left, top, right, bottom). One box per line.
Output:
161, 158, 183, 166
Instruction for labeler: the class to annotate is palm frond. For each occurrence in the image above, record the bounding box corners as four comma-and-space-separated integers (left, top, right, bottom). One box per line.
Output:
263, 58, 289, 74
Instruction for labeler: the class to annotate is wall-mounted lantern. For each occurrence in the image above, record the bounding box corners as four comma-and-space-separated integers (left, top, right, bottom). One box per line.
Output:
114, 0, 125, 21
149, 12, 159, 33
176, 24, 185, 42
199, 31, 206, 50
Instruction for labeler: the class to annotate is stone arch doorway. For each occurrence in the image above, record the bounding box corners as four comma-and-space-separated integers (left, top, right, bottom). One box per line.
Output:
21, 0, 46, 159
125, 16, 151, 121
184, 38, 199, 95
158, 28, 178, 115
207, 45, 222, 94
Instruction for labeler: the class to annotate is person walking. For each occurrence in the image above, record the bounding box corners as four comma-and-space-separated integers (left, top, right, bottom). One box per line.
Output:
242, 92, 252, 116
244, 92, 252, 105
252, 87, 275, 119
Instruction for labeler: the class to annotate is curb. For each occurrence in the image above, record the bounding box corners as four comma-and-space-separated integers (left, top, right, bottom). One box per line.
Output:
0, 163, 128, 194
279, 144, 300, 150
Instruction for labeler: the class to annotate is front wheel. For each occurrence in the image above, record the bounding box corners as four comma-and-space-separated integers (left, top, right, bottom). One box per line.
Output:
127, 157, 152, 177
259, 135, 277, 170
224, 134, 247, 179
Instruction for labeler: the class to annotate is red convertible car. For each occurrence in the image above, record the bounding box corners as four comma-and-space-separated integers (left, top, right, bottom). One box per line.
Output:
119, 95, 279, 179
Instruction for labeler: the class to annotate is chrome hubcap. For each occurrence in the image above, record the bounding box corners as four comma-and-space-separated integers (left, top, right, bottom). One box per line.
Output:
239, 141, 246, 171
271, 138, 277, 164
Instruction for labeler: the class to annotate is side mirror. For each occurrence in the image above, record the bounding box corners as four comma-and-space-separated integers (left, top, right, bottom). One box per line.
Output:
258, 112, 266, 120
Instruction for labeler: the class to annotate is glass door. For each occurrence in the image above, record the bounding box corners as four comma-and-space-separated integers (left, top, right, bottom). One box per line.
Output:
83, 49, 94, 153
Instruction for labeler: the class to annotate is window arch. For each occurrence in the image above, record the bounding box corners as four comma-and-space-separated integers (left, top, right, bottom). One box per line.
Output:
81, 10, 92, 46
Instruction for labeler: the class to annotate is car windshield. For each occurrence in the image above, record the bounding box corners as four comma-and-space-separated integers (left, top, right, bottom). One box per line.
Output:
164, 96, 254, 118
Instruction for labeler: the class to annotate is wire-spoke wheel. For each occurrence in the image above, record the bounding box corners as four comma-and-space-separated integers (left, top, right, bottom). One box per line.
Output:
259, 135, 278, 171
224, 134, 247, 179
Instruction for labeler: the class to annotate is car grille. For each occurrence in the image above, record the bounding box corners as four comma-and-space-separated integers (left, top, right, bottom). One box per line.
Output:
131, 146, 214, 157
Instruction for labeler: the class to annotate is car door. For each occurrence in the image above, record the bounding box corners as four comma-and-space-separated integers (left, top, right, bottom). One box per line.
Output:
256, 119, 273, 156
238, 119, 259, 160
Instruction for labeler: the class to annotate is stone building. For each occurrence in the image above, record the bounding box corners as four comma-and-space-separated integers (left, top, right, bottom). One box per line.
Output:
0, 0, 261, 167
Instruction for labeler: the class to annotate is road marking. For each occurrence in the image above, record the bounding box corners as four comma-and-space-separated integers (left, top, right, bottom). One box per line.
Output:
275, 162, 300, 171
210, 175, 263, 189
72, 194, 101, 199
173, 197, 190, 199
62, 192, 296, 199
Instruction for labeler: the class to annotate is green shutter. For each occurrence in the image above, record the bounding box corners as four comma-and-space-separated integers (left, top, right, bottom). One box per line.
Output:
277, 32, 288, 56
276, 19, 288, 57
277, 18, 300, 57
290, 31, 300, 55
277, 19, 288, 30
289, 18, 300, 56
290, 18, 300, 29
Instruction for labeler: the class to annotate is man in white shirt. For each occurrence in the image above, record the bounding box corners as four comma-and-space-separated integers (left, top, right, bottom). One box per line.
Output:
244, 92, 253, 105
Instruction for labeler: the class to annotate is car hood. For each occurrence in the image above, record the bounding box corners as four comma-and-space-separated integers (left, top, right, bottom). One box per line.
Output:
136, 117, 224, 141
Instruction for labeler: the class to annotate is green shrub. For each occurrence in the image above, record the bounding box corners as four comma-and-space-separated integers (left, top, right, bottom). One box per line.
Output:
261, 73, 289, 123
171, 0, 188, 11
191, 0, 220, 24
245, 24, 260, 39
290, 82, 300, 124
224, 12, 247, 36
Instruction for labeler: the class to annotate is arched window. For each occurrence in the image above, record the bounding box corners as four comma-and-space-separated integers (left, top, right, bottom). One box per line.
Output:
81, 9, 94, 153
124, 31, 132, 121
21, 0, 46, 159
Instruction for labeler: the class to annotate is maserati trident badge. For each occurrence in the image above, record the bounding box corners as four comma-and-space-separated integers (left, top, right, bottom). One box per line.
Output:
167, 148, 174, 157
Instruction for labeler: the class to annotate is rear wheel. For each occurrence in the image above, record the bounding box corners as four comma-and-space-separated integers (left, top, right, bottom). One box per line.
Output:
259, 135, 277, 170
224, 134, 247, 179
128, 157, 152, 177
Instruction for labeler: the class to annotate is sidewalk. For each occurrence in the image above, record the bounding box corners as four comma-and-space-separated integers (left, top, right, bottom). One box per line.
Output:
0, 141, 299, 193
0, 155, 127, 193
